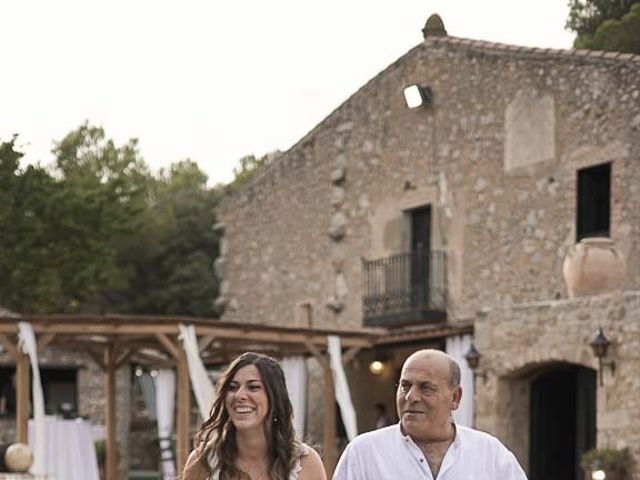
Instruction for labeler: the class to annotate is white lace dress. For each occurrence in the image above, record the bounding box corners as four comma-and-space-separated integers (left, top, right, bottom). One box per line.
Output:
208, 444, 308, 480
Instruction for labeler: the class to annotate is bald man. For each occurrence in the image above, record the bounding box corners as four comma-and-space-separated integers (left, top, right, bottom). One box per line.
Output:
333, 349, 527, 480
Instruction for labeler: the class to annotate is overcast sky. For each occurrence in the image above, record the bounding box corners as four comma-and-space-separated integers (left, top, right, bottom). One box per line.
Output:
1, 1, 575, 185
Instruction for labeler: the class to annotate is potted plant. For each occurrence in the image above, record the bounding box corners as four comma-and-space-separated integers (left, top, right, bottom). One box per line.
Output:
581, 448, 633, 480
94, 439, 106, 480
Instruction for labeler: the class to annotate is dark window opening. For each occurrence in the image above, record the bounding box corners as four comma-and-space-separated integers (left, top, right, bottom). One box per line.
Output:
577, 163, 611, 241
0, 367, 77, 417
0, 367, 17, 416
43, 368, 78, 416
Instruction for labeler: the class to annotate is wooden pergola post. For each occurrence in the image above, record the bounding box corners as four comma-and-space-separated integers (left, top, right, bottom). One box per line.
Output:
105, 342, 117, 480
176, 345, 190, 473
0, 333, 29, 444
156, 332, 190, 474
322, 361, 337, 477
15, 353, 30, 443
306, 343, 337, 477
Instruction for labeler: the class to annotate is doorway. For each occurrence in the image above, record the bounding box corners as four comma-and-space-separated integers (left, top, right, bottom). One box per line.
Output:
529, 364, 596, 480
410, 206, 431, 308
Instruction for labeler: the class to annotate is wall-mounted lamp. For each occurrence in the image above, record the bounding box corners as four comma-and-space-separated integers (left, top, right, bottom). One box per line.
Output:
464, 342, 487, 384
402, 84, 433, 109
369, 353, 389, 375
369, 360, 385, 375
589, 327, 616, 386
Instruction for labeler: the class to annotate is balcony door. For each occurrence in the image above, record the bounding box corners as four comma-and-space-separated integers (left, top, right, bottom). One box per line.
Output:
410, 206, 431, 308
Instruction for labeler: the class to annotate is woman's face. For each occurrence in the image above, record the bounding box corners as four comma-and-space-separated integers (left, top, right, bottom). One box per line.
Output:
225, 364, 270, 432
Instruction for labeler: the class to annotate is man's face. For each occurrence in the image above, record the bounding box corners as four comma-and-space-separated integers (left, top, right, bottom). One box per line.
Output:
396, 352, 461, 441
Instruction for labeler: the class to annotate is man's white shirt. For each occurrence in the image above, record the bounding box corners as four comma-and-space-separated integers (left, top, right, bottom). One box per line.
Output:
333, 423, 528, 480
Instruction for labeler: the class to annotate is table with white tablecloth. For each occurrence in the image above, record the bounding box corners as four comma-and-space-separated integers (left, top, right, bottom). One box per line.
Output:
28, 416, 100, 480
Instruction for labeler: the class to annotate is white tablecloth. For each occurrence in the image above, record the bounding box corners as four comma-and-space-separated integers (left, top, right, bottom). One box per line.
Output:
28, 417, 100, 480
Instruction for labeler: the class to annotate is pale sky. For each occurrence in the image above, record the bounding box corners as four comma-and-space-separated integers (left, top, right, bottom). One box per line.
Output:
1, 1, 575, 185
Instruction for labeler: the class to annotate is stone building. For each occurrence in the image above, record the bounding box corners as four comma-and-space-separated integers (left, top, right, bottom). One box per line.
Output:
215, 14, 640, 480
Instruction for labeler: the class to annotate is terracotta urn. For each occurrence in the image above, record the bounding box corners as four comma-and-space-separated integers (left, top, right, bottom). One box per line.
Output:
562, 237, 626, 298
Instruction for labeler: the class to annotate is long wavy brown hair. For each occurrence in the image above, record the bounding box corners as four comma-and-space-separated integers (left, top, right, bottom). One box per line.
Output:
194, 352, 301, 480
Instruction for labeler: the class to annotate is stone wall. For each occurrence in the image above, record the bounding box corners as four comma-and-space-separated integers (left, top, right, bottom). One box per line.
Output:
216, 26, 640, 479
475, 291, 640, 479
217, 37, 640, 331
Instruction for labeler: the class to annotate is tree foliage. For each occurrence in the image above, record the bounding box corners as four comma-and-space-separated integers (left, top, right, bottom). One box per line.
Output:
230, 151, 281, 188
0, 125, 221, 316
567, 0, 640, 53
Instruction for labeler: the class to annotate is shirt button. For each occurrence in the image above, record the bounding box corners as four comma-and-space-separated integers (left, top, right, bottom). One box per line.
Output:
419, 459, 424, 463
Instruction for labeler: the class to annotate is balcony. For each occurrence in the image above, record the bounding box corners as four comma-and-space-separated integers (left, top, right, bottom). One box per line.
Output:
362, 249, 447, 327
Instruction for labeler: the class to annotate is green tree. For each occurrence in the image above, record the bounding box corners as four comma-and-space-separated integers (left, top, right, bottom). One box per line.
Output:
0, 138, 68, 311
567, 0, 640, 53
51, 123, 151, 312
230, 151, 281, 188
121, 160, 222, 316
2, 126, 222, 317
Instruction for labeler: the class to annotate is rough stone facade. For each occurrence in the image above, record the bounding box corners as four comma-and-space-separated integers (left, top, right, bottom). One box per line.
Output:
218, 37, 639, 329
216, 21, 640, 479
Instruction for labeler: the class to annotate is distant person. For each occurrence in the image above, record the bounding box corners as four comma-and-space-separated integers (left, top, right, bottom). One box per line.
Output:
181, 351, 326, 480
333, 349, 527, 479
373, 403, 392, 430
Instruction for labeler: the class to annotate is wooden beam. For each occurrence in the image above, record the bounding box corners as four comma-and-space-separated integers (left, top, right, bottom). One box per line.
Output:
15, 353, 30, 443
342, 346, 361, 365
115, 349, 132, 368
305, 341, 337, 476
155, 333, 180, 360
0, 334, 19, 361
322, 360, 337, 477
198, 335, 215, 354
176, 346, 190, 473
37, 332, 57, 352
0, 322, 374, 349
86, 349, 106, 371
105, 343, 117, 480
305, 342, 329, 368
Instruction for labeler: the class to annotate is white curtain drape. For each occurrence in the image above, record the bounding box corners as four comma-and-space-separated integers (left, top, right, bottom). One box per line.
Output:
18, 322, 45, 475
445, 334, 474, 427
327, 335, 357, 441
178, 324, 215, 421
282, 356, 307, 438
155, 369, 176, 480
138, 372, 157, 420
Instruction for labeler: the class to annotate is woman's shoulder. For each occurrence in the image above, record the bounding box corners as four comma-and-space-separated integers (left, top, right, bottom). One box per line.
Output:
182, 447, 211, 480
293, 443, 326, 480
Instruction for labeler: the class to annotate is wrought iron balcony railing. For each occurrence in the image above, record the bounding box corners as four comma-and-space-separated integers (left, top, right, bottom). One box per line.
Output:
362, 249, 447, 327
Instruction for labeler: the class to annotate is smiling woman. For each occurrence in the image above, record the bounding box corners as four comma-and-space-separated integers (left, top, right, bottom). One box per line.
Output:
181, 352, 326, 480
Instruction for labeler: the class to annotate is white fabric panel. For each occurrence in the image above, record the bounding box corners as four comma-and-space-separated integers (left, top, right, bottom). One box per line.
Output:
138, 372, 157, 420
18, 322, 45, 475
28, 417, 100, 480
178, 324, 215, 421
446, 334, 474, 427
155, 369, 176, 480
327, 335, 358, 440
282, 356, 307, 438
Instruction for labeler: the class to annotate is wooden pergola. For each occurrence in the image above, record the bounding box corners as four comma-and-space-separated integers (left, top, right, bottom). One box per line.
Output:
0, 314, 473, 478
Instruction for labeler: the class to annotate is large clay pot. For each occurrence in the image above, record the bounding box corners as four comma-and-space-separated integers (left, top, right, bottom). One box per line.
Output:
562, 237, 626, 298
